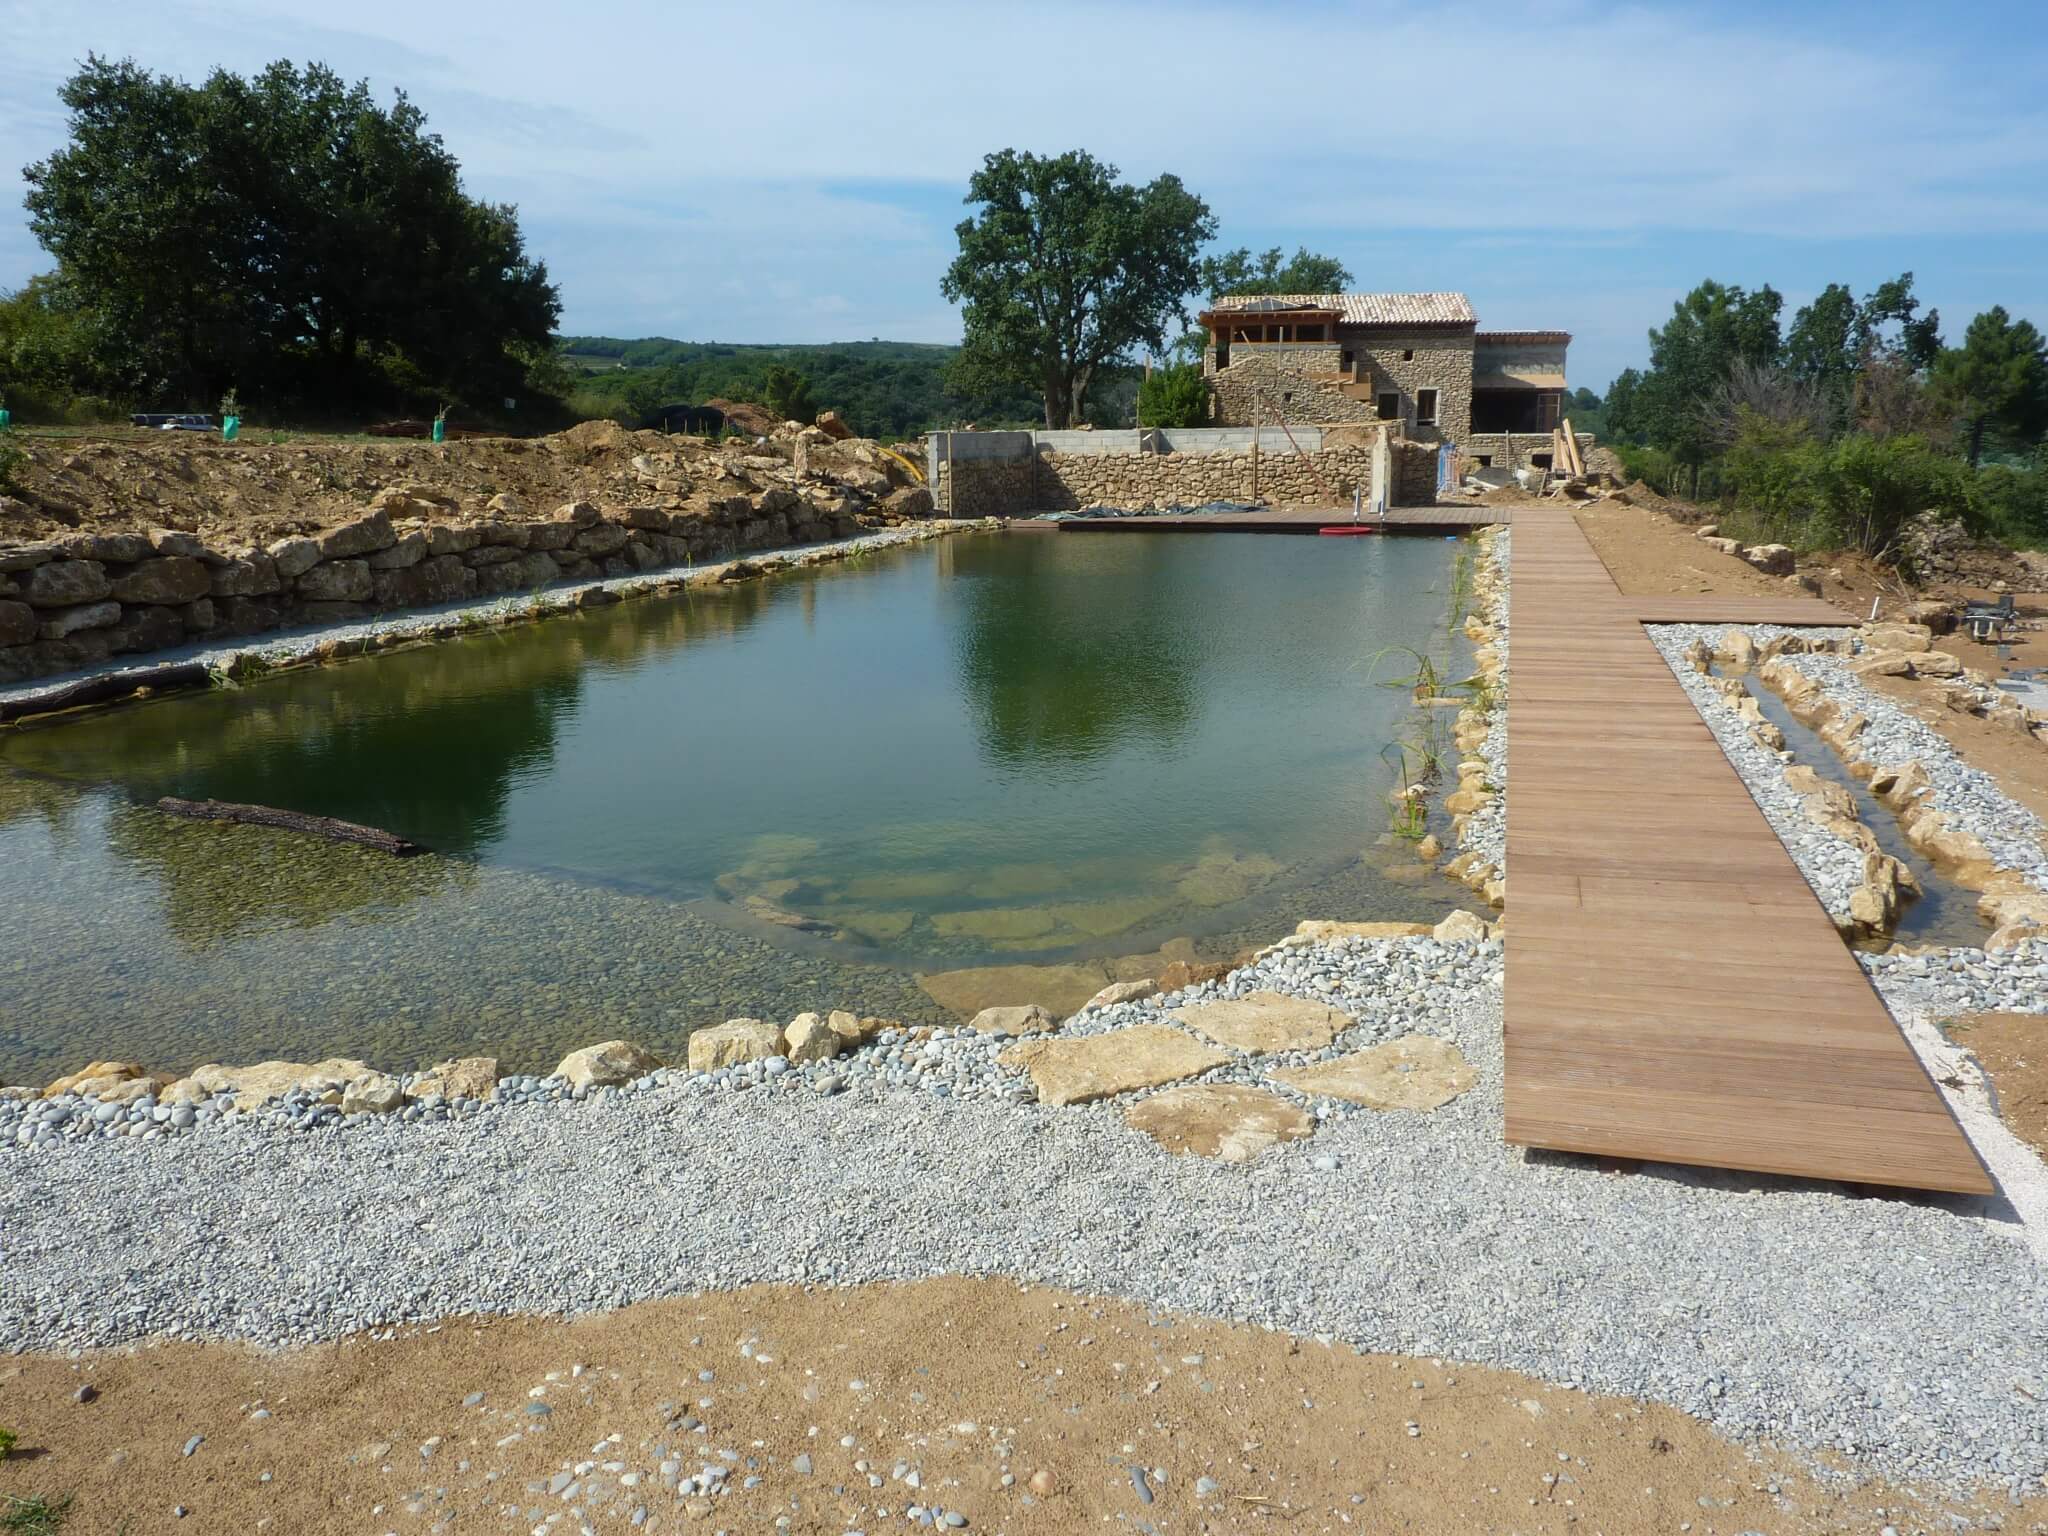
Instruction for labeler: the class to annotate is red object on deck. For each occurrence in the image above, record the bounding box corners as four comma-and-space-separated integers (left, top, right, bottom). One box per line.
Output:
1318, 526, 1382, 536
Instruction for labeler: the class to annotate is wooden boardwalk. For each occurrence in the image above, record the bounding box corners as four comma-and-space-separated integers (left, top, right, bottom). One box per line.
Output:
1503, 507, 1992, 1194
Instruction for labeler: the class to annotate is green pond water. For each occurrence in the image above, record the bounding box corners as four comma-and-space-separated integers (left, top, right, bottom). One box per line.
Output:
0, 530, 1476, 1081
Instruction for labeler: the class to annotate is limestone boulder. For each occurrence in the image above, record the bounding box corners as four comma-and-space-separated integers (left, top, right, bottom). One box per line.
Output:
999, 1024, 1230, 1107
405, 1056, 500, 1102
341, 1073, 404, 1115
1713, 627, 1759, 667
0, 599, 34, 646
686, 1019, 783, 1073
1078, 979, 1157, 1013
317, 510, 397, 560
1861, 622, 1933, 655
1432, 909, 1489, 943
553, 1039, 661, 1089
1738, 543, 1795, 576
1124, 1084, 1313, 1163
42, 1059, 150, 1098
176, 1058, 373, 1107
22, 559, 110, 607
826, 1009, 891, 1048
296, 558, 373, 602
1292, 920, 1431, 942
266, 536, 323, 579
967, 1004, 1059, 1036
1155, 957, 1234, 993
1270, 1036, 1477, 1112
210, 552, 282, 597
1174, 992, 1350, 1055
782, 1012, 844, 1063
37, 600, 120, 640
1851, 650, 1912, 678
1912, 650, 1963, 679
109, 556, 210, 605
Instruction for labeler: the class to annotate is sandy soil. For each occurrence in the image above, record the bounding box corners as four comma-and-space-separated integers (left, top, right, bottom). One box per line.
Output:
0, 1278, 2031, 1536
1948, 1013, 2048, 1163
1570, 497, 1798, 599
1858, 670, 2048, 836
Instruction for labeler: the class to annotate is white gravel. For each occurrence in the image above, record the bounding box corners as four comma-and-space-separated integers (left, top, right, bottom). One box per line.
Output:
1647, 624, 1869, 921
4, 931, 2045, 1501
1456, 529, 1508, 876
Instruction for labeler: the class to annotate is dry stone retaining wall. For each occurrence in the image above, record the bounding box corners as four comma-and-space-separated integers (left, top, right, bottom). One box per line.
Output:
934, 438, 1439, 514
0, 492, 872, 685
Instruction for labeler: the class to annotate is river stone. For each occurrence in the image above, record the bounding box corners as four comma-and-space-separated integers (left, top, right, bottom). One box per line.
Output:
1270, 1036, 1477, 1112
686, 1020, 783, 1073
554, 1040, 661, 1089
109, 555, 210, 605
42, 1060, 150, 1098
782, 1013, 843, 1064
1174, 992, 1350, 1055
1124, 1084, 1314, 1163
405, 1057, 500, 1103
341, 1073, 404, 1115
967, 1004, 1058, 1036
999, 1025, 1230, 1107
1432, 910, 1489, 943
1292, 920, 1432, 942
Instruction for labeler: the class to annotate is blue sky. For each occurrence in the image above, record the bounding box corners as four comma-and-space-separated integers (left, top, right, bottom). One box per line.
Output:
2, 0, 2044, 391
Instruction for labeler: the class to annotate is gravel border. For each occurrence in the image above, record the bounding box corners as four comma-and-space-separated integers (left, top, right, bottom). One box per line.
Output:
1647, 624, 1868, 922
1774, 648, 2048, 891
3, 931, 2045, 1500
1454, 528, 1508, 877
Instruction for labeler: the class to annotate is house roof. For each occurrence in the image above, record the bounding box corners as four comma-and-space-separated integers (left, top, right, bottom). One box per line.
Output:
1208, 292, 1476, 326
1475, 329, 1572, 345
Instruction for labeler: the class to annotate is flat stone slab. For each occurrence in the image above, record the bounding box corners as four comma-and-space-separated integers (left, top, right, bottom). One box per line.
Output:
1174, 991, 1351, 1055
1124, 1084, 1313, 1163
1269, 1035, 1476, 1112
1000, 1024, 1229, 1107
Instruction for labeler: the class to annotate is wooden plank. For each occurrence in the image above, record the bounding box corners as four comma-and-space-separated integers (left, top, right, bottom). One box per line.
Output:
1500, 504, 1991, 1195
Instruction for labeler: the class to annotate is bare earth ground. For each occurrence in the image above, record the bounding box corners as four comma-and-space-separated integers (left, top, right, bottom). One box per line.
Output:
1947, 1013, 2048, 1164
2, 1278, 2036, 1536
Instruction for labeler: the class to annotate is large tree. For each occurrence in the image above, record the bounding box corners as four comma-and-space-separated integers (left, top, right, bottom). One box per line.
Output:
1932, 306, 2048, 466
1633, 279, 1784, 467
941, 149, 1214, 428
1200, 245, 1352, 299
22, 55, 559, 415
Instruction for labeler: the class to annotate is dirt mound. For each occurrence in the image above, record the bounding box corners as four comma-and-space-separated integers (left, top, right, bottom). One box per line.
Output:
0, 422, 926, 551
706, 397, 782, 438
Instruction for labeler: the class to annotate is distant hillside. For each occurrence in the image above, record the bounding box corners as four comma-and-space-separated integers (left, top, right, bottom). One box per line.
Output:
557, 336, 1045, 438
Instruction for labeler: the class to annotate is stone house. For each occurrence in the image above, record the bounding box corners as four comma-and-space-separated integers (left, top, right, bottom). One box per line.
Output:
1198, 292, 1571, 465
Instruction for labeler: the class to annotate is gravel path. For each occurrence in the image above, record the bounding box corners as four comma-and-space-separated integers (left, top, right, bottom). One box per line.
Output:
5, 932, 2045, 1500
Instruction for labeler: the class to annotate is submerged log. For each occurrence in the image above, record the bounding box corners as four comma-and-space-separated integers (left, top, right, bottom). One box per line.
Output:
155, 797, 427, 856
0, 661, 212, 724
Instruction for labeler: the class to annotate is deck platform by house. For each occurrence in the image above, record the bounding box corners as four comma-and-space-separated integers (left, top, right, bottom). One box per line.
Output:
1013, 505, 1505, 534
1503, 506, 1992, 1194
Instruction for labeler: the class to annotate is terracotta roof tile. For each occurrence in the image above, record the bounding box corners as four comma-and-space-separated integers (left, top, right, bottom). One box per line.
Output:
1210, 292, 1476, 326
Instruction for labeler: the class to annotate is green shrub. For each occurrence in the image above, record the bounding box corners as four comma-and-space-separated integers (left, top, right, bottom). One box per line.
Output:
1136, 363, 1209, 428
1968, 462, 2048, 547
0, 443, 24, 494
0, 1427, 14, 1456
1613, 443, 1682, 495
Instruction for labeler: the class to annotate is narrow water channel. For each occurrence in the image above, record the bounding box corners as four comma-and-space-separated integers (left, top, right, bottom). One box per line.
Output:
1731, 669, 1983, 949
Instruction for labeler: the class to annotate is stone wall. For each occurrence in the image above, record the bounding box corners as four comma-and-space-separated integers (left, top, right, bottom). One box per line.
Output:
1206, 345, 1381, 428
1205, 329, 1475, 446
932, 437, 1441, 515
1460, 432, 1594, 471
0, 492, 873, 685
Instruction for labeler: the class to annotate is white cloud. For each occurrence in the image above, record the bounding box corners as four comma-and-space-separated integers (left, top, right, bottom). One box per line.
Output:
0, 0, 2042, 364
